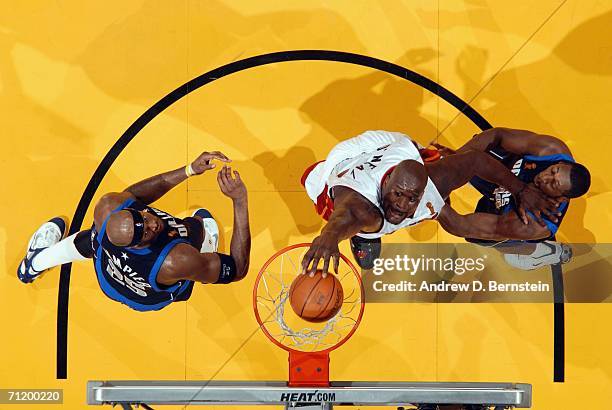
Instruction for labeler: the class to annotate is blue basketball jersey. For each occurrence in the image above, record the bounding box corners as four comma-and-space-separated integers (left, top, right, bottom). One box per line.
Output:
91, 198, 196, 311
469, 148, 574, 237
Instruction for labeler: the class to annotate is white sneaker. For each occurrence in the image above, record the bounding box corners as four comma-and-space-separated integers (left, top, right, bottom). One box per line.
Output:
191, 209, 219, 253
18, 217, 67, 283
503, 241, 573, 271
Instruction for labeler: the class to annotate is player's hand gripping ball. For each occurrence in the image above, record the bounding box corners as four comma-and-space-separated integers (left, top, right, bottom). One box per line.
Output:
289, 270, 344, 323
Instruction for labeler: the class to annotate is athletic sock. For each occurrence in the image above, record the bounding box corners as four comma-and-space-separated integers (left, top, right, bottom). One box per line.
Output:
31, 232, 90, 272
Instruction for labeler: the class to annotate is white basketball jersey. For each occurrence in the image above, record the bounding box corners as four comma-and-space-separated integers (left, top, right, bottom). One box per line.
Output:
304, 130, 445, 239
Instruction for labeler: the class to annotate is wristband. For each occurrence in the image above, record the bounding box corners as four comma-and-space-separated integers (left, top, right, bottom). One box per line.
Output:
215, 253, 238, 284
185, 163, 196, 177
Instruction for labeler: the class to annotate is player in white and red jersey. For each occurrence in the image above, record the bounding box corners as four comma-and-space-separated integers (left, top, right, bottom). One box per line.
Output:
300, 130, 560, 272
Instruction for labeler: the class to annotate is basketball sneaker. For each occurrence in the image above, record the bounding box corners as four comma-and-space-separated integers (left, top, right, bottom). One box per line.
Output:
503, 241, 573, 271
349, 235, 381, 270
17, 217, 67, 283
192, 208, 219, 253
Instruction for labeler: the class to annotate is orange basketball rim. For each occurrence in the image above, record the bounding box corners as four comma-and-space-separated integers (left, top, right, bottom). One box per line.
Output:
253, 243, 365, 387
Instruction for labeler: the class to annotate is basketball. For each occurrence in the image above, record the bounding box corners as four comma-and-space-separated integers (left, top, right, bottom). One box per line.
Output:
289, 270, 344, 323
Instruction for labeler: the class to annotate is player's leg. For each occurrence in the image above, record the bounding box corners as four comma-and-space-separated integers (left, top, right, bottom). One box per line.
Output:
18, 218, 92, 283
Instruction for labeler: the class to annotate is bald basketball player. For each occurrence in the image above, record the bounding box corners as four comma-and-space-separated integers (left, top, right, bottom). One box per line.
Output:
18, 151, 251, 312
435, 127, 590, 269
300, 130, 559, 274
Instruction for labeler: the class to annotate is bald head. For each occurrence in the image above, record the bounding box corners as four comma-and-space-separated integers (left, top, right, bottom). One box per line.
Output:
106, 211, 138, 247
380, 160, 428, 225
391, 159, 428, 192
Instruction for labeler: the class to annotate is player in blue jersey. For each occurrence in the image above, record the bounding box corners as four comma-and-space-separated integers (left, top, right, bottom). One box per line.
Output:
17, 151, 251, 311
436, 127, 591, 269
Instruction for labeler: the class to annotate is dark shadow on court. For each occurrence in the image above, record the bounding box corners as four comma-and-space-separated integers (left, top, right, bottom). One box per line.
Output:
0, 32, 128, 303
254, 147, 323, 238
72, 293, 200, 377
72, 0, 373, 156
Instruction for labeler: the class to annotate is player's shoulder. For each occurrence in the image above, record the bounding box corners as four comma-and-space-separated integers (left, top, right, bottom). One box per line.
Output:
332, 186, 380, 219
155, 242, 197, 284
383, 132, 422, 155
379, 130, 414, 144
533, 134, 572, 156
159, 242, 198, 276
163, 242, 199, 267
360, 130, 414, 145
366, 129, 409, 137
97, 191, 136, 209
93, 191, 136, 229
161, 243, 220, 283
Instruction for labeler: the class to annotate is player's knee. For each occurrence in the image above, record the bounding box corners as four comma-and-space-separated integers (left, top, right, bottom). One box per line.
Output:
74, 230, 94, 258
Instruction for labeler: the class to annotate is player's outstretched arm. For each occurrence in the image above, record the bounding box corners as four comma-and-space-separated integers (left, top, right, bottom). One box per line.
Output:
93, 151, 231, 230
158, 166, 250, 285
125, 151, 231, 205
456, 127, 571, 156
217, 165, 250, 281
437, 204, 551, 241
301, 186, 381, 277
427, 150, 561, 225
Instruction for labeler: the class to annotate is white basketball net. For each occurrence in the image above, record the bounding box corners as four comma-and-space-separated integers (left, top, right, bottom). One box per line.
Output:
255, 247, 363, 352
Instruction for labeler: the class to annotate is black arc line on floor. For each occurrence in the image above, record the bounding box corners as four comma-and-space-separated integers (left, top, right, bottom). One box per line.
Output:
56, 49, 564, 382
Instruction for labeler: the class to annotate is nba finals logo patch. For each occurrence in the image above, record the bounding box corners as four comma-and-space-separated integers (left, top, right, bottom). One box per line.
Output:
524, 162, 537, 170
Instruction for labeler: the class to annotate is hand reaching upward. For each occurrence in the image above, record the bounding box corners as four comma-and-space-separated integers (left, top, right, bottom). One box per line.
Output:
217, 165, 247, 202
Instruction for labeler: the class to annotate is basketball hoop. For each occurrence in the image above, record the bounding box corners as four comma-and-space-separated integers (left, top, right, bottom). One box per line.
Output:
88, 243, 533, 409
253, 243, 365, 387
